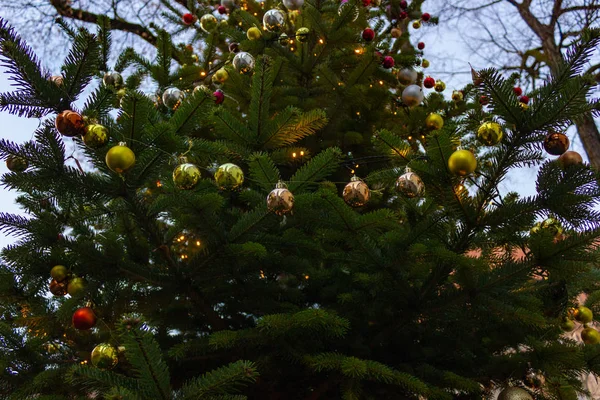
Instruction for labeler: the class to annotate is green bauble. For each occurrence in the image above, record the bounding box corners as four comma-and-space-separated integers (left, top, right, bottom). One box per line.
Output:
477, 122, 503, 146
173, 163, 201, 190
296, 27, 309, 43
575, 306, 593, 323
67, 277, 86, 297
215, 163, 244, 189
106, 142, 135, 173
6, 155, 28, 172
448, 150, 477, 176
50, 265, 68, 282
582, 327, 600, 345
91, 343, 119, 369
82, 124, 109, 148
560, 318, 575, 332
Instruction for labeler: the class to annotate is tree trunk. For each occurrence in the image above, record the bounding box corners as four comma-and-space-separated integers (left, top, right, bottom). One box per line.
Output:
574, 114, 600, 169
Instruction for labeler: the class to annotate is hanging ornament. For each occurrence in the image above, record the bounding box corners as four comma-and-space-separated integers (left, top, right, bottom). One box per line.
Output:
49, 279, 68, 296
214, 89, 225, 105
283, 0, 304, 10
215, 163, 244, 190
582, 327, 600, 344
397, 68, 417, 84
200, 14, 218, 32
391, 27, 402, 38
497, 387, 533, 400
422, 59, 430, 68
343, 176, 370, 206
400, 0, 407, 8
218, 6, 227, 14
105, 142, 135, 174
102, 71, 124, 89
543, 131, 569, 156
55, 110, 85, 137
362, 28, 375, 42
423, 76, 435, 88
267, 181, 294, 215
524, 369, 546, 389
451, 90, 463, 102
401, 85, 424, 107
229, 42, 240, 53
221, 0, 237, 9
476, 122, 503, 146
417, 42, 425, 50
6, 155, 28, 172
560, 317, 575, 332
173, 160, 201, 190
72, 306, 97, 330
67, 277, 86, 297
434, 80, 446, 92
91, 343, 119, 369
513, 86, 522, 96
382, 56, 395, 69
558, 150, 583, 168
182, 13, 197, 25
412, 20, 421, 29
232, 52, 256, 74
479, 95, 490, 106
295, 27, 310, 42
425, 113, 443, 130
530, 217, 563, 237
50, 265, 68, 282
278, 33, 290, 45
396, 167, 425, 198
574, 306, 593, 323
263, 9, 286, 33
49, 75, 64, 86
214, 68, 229, 83
421, 12, 431, 21
162, 87, 185, 110
448, 149, 477, 176
82, 124, 109, 148
247, 26, 262, 40
519, 95, 530, 104
338, 0, 359, 22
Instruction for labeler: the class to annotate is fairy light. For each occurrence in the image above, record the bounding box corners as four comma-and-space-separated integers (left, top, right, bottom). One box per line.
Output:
181, 254, 188, 260
300, 151, 305, 156
292, 152, 297, 158
355, 164, 359, 168
356, 111, 360, 116
456, 183, 465, 192
318, 38, 324, 44
354, 48, 363, 55
200, 71, 206, 77
260, 270, 266, 279
394, 111, 397, 115
351, 169, 355, 174
408, 136, 412, 140
304, 275, 310, 280
290, 39, 294, 44
290, 47, 295, 51
195, 240, 201, 247
379, 80, 384, 85
421, 135, 425, 139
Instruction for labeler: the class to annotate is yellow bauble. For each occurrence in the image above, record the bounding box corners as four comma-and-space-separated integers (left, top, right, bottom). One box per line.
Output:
575, 306, 593, 323
91, 343, 119, 369
50, 265, 68, 282
214, 68, 229, 83
296, 27, 310, 42
448, 149, 477, 176
477, 122, 503, 146
82, 124, 109, 148
215, 163, 244, 189
67, 277, 86, 297
105, 142, 135, 173
582, 327, 600, 345
412, 20, 421, 29
173, 163, 201, 190
421, 59, 430, 68
434, 80, 446, 92
425, 113, 444, 130
247, 26, 262, 40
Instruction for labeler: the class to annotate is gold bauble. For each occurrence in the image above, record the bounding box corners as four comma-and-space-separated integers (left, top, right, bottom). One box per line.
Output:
50, 265, 68, 282
451, 90, 463, 102
558, 150, 583, 168
421, 59, 430, 68
67, 277, 86, 297
412, 20, 421, 29
434, 80, 446, 92
391, 28, 402, 38
105, 142, 135, 173
247, 26, 262, 40
396, 168, 425, 198
582, 327, 600, 344
575, 306, 593, 323
49, 279, 68, 296
49, 75, 64, 87
6, 155, 28, 172
343, 176, 370, 207
82, 124, 109, 148
524, 369, 545, 389
215, 163, 244, 189
477, 122, 503, 146
214, 68, 229, 83
200, 14, 218, 32
55, 110, 85, 137
296, 27, 310, 43
560, 318, 575, 332
543, 131, 569, 155
497, 387, 533, 400
91, 343, 119, 369
173, 162, 201, 190
448, 150, 477, 176
267, 181, 294, 215
425, 113, 444, 130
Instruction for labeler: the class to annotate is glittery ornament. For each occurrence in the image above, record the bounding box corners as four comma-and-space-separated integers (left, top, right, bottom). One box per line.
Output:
102, 71, 124, 88
215, 163, 244, 189
425, 113, 443, 130
396, 167, 425, 198
497, 387, 533, 400
232, 52, 255, 74
477, 122, 503, 146
173, 162, 201, 190
6, 155, 28, 172
162, 87, 185, 110
283, 0, 304, 10
267, 181, 294, 215
423, 76, 435, 88
343, 176, 370, 206
397, 68, 417, 84
214, 68, 229, 83
91, 343, 118, 369
362, 28, 375, 42
543, 131, 569, 155
382, 56, 395, 69
82, 124, 109, 148
200, 14, 218, 32
263, 9, 286, 33
524, 369, 545, 389
296, 27, 310, 42
448, 149, 477, 176
105, 142, 135, 173
55, 110, 85, 137
421, 12, 431, 21
401, 84, 424, 107
218, 6, 227, 14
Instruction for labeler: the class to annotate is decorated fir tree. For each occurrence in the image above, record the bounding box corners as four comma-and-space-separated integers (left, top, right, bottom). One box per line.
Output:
0, 1, 600, 399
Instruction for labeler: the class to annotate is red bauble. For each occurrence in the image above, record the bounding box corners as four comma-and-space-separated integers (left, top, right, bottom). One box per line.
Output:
362, 0, 371, 6
382, 56, 395, 69
519, 95, 530, 104
417, 42, 425, 50
400, 0, 408, 8
72, 307, 97, 330
182, 13, 196, 25
217, 6, 227, 14
362, 28, 375, 42
479, 95, 489, 105
513, 86, 522, 96
421, 12, 431, 21
399, 11, 408, 19
423, 76, 435, 88
214, 89, 225, 105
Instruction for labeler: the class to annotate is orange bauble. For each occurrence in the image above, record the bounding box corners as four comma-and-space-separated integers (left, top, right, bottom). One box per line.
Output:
72, 306, 97, 330
55, 110, 85, 137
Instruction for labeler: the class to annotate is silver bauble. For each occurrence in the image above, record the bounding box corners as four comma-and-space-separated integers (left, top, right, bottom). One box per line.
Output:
401, 84, 424, 107
343, 176, 370, 207
103, 71, 124, 88
338, 1, 359, 22
397, 68, 417, 85
162, 87, 185, 110
221, 0, 237, 9
267, 182, 294, 215
232, 52, 256, 75
263, 9, 286, 33
396, 168, 424, 198
200, 14, 218, 33
283, 0, 304, 10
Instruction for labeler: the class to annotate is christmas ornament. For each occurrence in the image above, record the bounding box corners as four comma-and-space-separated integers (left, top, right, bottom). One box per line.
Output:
560, 318, 575, 332
448, 149, 477, 176
49, 75, 63, 86
412, 20, 421, 29
173, 161, 201, 190
247, 26, 262, 40
423, 76, 435, 88
417, 42, 425, 50
229, 42, 240, 53
479, 95, 489, 105
399, 11, 408, 19
396, 167, 425, 198
543, 131, 569, 155
82, 124, 109, 148
105, 142, 135, 174
162, 87, 185, 110
362, 28, 375, 42
451, 90, 463, 102
218, 5, 227, 14
343, 176, 370, 206
182, 13, 197, 25
477, 122, 503, 146
91, 343, 119, 369
214, 68, 229, 83
102, 71, 123, 88
422, 59, 430, 68
513, 86, 522, 96
200, 14, 218, 32
283, 0, 304, 10
519, 95, 530, 104
278, 33, 290, 45
55, 110, 85, 137
362, 0, 371, 6
49, 279, 68, 296
338, 0, 359, 22
434, 80, 446, 92
397, 68, 417, 84
72, 306, 97, 330
263, 9, 286, 33
582, 327, 600, 344
67, 277, 86, 297
425, 113, 443, 130
214, 89, 225, 105
497, 387, 533, 400
575, 306, 593, 323
221, 0, 237, 9
6, 155, 28, 172
296, 27, 310, 42
215, 163, 244, 189
391, 28, 402, 38
530, 217, 563, 237
421, 12, 431, 21
50, 265, 68, 282
267, 181, 294, 215
382, 56, 395, 69
232, 52, 255, 74
400, 0, 407, 8
558, 151, 583, 168
524, 369, 546, 389
401, 85, 424, 107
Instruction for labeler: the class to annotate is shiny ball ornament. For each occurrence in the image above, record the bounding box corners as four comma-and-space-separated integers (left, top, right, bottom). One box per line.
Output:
82, 124, 109, 148
397, 68, 417, 84
582, 327, 600, 344
497, 387, 533, 400
49, 279, 68, 296
218, 6, 227, 14
543, 131, 569, 156
530, 217, 563, 237
49, 75, 64, 86
102, 71, 124, 88
575, 306, 593, 323
382, 56, 395, 69
519, 95, 530, 104
214, 68, 229, 83
278, 33, 290, 45
391, 27, 402, 38
559, 151, 583, 168
422, 59, 430, 68
477, 122, 503, 146
214, 89, 225, 105
215, 163, 244, 190
412, 20, 421, 29
182, 13, 197, 25
162, 87, 185, 110
72, 306, 97, 330
423, 76, 435, 89
91, 343, 119, 369
55, 110, 85, 137
396, 168, 425, 198
105, 142, 135, 174
50, 265, 68, 282
434, 80, 446, 92
229, 42, 240, 53
451, 90, 463, 102
67, 277, 86, 297
283, 0, 304, 10
296, 27, 310, 43
524, 369, 546, 389
421, 12, 431, 21
362, 28, 375, 42
200, 14, 218, 32
338, 0, 359, 22
221, 0, 237, 9
232, 52, 256, 74
267, 181, 294, 215
479, 95, 490, 106
247, 26, 262, 40
560, 318, 575, 332
173, 162, 201, 190
513, 86, 522, 96
448, 149, 477, 176
263, 9, 286, 33
343, 176, 370, 206
425, 113, 443, 130
417, 41, 425, 50
6, 155, 28, 172
401, 85, 424, 107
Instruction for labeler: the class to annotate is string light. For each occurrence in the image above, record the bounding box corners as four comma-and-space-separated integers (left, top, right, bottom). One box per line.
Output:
195, 240, 201, 247
292, 152, 297, 158
354, 48, 363, 55
304, 274, 310, 280
319, 38, 324, 44
408, 136, 412, 140
200, 71, 206, 77
260, 270, 266, 279
300, 151, 305, 156
379, 80, 384, 85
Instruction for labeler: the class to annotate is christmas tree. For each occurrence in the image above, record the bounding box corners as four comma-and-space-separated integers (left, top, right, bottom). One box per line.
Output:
0, 0, 600, 398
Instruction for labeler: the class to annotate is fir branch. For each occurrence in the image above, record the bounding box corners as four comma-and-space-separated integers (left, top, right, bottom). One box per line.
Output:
61, 27, 100, 101
288, 147, 343, 193
179, 360, 258, 400
248, 153, 281, 192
